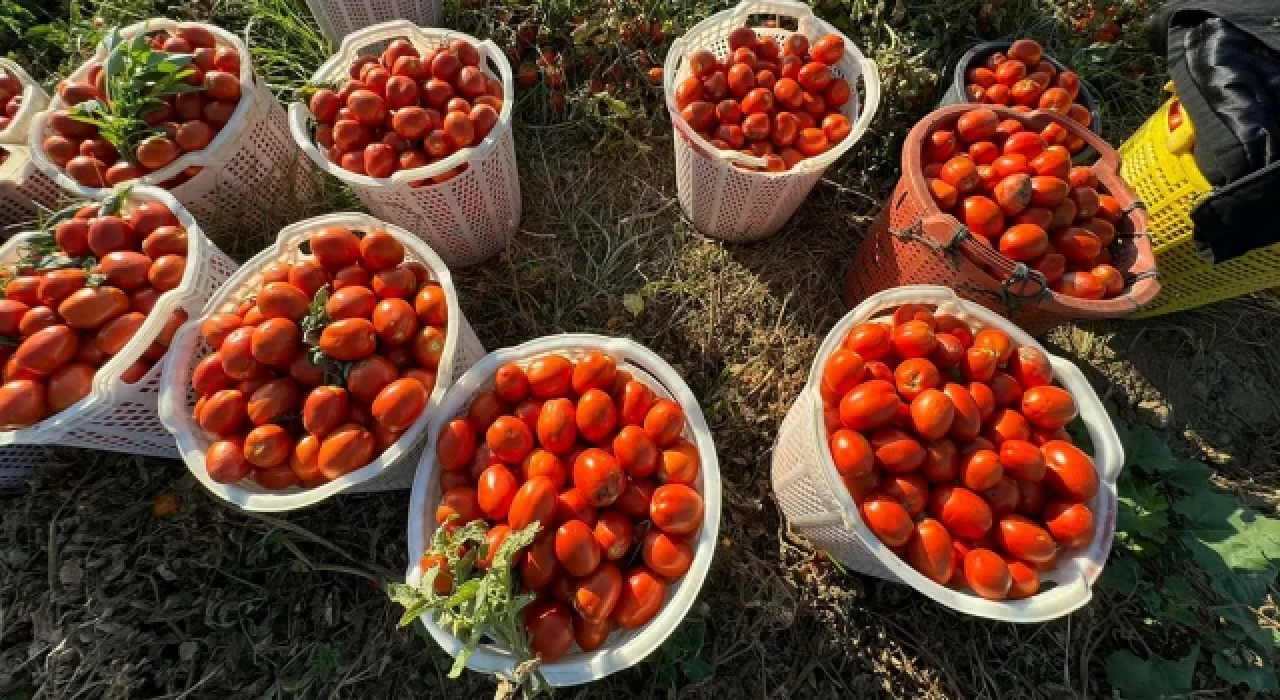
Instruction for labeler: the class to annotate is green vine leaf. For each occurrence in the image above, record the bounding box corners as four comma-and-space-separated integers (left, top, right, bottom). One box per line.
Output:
1105, 645, 1199, 699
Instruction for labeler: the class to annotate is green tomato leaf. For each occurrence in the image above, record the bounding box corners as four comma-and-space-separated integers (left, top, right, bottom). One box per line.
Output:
1212, 649, 1277, 691
1163, 458, 1212, 493
1098, 555, 1140, 593
1104, 645, 1199, 698
1211, 566, 1277, 607
1176, 489, 1280, 573
1116, 475, 1169, 543
681, 657, 715, 683
1122, 424, 1177, 472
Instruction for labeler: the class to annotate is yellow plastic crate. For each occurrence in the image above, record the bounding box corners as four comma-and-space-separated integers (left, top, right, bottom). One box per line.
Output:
1120, 87, 1280, 317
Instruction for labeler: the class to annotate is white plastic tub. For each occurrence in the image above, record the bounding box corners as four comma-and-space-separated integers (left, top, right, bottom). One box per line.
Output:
0, 58, 59, 227
159, 212, 486, 511
0, 186, 237, 475
404, 334, 722, 686
27, 19, 319, 237
771, 285, 1123, 622
663, 0, 881, 242
289, 20, 520, 267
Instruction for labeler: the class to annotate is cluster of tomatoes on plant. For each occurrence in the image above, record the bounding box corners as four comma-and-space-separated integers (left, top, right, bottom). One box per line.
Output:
0, 69, 25, 134
962, 39, 1093, 156
823, 303, 1099, 600
430, 351, 705, 660
190, 227, 446, 490
0, 200, 190, 430
42, 25, 244, 188
672, 26, 854, 172
924, 106, 1128, 300
308, 38, 503, 185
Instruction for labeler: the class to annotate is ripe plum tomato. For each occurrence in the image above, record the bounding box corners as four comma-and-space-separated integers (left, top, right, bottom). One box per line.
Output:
593, 510, 635, 561
960, 449, 1003, 490
493, 363, 530, 403
618, 380, 657, 426
963, 548, 1012, 600
891, 320, 936, 358
943, 383, 982, 440
613, 425, 659, 478
999, 439, 1045, 481
650, 483, 704, 535
319, 319, 377, 361
928, 485, 993, 539
477, 463, 518, 520
894, 357, 941, 401
613, 566, 665, 629
555, 519, 601, 577
859, 493, 913, 546
642, 530, 694, 579
643, 398, 685, 447
910, 389, 955, 440
346, 355, 397, 404
658, 439, 700, 485
995, 515, 1058, 563
536, 398, 577, 454
1043, 501, 1094, 547
573, 562, 622, 621
206, 437, 251, 484
436, 418, 477, 471
244, 424, 292, 468
574, 448, 626, 507
921, 438, 959, 483
1021, 386, 1077, 430
508, 476, 558, 531
466, 390, 507, 431
436, 486, 483, 527
576, 388, 618, 444
906, 518, 954, 584
317, 423, 376, 479
303, 385, 349, 437
524, 602, 573, 662
838, 379, 899, 431
372, 378, 427, 432
1008, 346, 1052, 388
821, 348, 865, 398
829, 429, 873, 477
985, 407, 1031, 446
521, 533, 558, 590
527, 354, 573, 398
1041, 440, 1098, 501
843, 323, 892, 360
572, 350, 617, 394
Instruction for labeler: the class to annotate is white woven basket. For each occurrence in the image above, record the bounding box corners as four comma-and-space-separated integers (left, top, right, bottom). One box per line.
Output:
0, 186, 237, 481
405, 334, 722, 686
159, 211, 486, 511
770, 285, 1123, 622
0, 59, 60, 230
305, 0, 441, 45
27, 19, 320, 237
289, 20, 521, 268
663, 0, 881, 243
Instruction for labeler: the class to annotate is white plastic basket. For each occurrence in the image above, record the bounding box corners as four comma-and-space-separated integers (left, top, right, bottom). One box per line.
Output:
27, 19, 320, 237
0, 185, 237, 478
0, 58, 49, 146
770, 285, 1123, 622
663, 0, 881, 243
289, 20, 521, 268
0, 147, 64, 233
304, 0, 441, 45
404, 334, 722, 686
159, 211, 486, 511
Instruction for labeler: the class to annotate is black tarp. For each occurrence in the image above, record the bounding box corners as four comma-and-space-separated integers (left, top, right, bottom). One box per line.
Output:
1149, 0, 1280, 262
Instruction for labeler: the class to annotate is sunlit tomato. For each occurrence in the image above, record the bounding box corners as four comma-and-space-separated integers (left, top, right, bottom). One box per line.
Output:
46, 363, 94, 412
928, 485, 993, 539
829, 429, 873, 477
493, 363, 530, 403
910, 389, 955, 440
963, 548, 1011, 600
590, 510, 634, 562
1007, 346, 1052, 389
617, 380, 657, 426
613, 424, 659, 478
519, 532, 559, 590
998, 439, 1045, 481
859, 493, 914, 546
0, 379, 46, 428
256, 282, 310, 322
1021, 386, 1077, 430
995, 515, 1057, 563
918, 437, 956, 483
344, 355, 396, 405
839, 379, 899, 431
869, 428, 924, 473
555, 519, 601, 577
821, 348, 865, 398
525, 602, 574, 662
303, 385, 349, 437
436, 485, 483, 527
656, 439, 699, 486
1041, 440, 1098, 501
206, 437, 252, 484
613, 478, 654, 521
574, 448, 626, 507
642, 530, 694, 580
247, 379, 300, 426
906, 518, 954, 583
527, 354, 573, 398
576, 388, 618, 444
243, 424, 292, 468
474, 462, 518, 520
503, 476, 557, 533
642, 399, 685, 447
929, 333, 965, 370
962, 347, 999, 383
12, 324, 78, 376
372, 378, 427, 432
881, 472, 928, 516
412, 282, 448, 327
465, 390, 507, 432
894, 357, 941, 401
1043, 501, 1094, 548
436, 418, 477, 471
939, 155, 980, 194
573, 561, 623, 622
198, 388, 246, 437
649, 482, 703, 535
411, 325, 446, 369
960, 449, 1004, 491
536, 398, 577, 454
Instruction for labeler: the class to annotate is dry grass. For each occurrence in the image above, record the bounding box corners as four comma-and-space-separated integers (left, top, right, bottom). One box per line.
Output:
4, 0, 1276, 698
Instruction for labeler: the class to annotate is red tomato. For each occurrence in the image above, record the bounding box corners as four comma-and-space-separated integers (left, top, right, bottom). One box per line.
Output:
1042, 501, 1094, 547
964, 548, 1011, 600
555, 519, 602, 577
995, 515, 1058, 563
574, 448, 626, 507
524, 602, 573, 662
650, 483, 704, 535
906, 518, 954, 583
613, 567, 665, 629
928, 485, 993, 539
1021, 386, 1077, 430
642, 530, 694, 579
613, 425, 659, 478
593, 510, 634, 561
1041, 440, 1099, 501
839, 379, 899, 431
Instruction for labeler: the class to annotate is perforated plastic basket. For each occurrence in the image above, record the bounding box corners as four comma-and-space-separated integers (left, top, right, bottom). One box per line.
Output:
663, 0, 881, 243
304, 0, 441, 45
1120, 90, 1280, 316
159, 212, 486, 511
842, 104, 1159, 336
404, 334, 722, 686
0, 59, 60, 229
771, 285, 1122, 622
0, 186, 237, 482
290, 20, 521, 268
27, 19, 320, 238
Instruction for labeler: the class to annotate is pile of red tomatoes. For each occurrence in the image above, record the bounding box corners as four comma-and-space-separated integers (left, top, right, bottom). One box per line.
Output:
0, 200, 191, 429
962, 39, 1093, 155
924, 106, 1128, 301
308, 37, 504, 185
0, 69, 24, 133
190, 226, 446, 490
42, 25, 245, 188
672, 26, 853, 172
822, 303, 1099, 601
431, 351, 706, 660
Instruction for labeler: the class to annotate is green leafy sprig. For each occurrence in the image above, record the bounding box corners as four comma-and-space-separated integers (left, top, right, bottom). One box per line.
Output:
69, 27, 204, 164
299, 284, 353, 385
388, 519, 546, 692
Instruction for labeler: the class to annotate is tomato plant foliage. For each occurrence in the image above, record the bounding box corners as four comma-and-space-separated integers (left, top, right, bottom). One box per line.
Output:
1101, 423, 1280, 694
